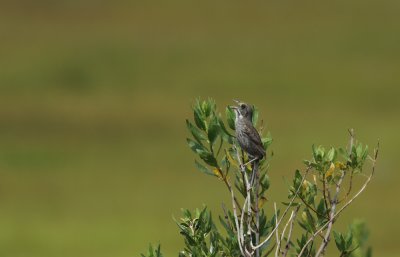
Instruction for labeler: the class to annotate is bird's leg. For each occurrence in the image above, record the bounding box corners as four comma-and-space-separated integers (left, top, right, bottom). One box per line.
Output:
250, 161, 258, 187
243, 157, 258, 167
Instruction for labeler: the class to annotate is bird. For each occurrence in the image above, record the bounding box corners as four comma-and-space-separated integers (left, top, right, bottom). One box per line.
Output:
229, 100, 266, 185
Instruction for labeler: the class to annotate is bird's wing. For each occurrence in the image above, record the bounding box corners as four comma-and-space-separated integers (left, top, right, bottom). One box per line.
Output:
243, 121, 266, 155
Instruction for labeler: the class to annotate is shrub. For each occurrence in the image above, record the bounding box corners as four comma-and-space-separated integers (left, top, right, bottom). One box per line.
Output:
142, 98, 378, 257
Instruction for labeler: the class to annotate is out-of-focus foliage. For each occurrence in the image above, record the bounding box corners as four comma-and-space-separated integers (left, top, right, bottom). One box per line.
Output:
141, 244, 163, 257
1, 1, 398, 257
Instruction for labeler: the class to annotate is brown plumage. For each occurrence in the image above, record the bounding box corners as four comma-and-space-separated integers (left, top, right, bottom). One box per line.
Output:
231, 101, 265, 160
230, 100, 265, 186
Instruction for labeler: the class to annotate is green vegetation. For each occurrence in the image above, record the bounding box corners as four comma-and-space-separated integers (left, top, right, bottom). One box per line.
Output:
142, 99, 376, 256
0, 1, 399, 257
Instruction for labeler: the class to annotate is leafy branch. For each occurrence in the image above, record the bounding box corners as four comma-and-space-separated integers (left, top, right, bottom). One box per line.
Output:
142, 98, 378, 257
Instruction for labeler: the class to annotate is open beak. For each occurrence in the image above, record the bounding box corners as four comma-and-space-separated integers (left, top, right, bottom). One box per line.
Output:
233, 99, 241, 105
228, 105, 238, 110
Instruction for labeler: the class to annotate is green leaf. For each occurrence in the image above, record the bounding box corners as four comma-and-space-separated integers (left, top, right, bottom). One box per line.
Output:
262, 136, 273, 150
362, 145, 369, 161
199, 151, 218, 167
219, 216, 234, 237
316, 199, 327, 223
345, 231, 353, 249
281, 202, 301, 206
217, 116, 234, 143
293, 169, 302, 189
186, 138, 207, 154
207, 117, 220, 145
366, 247, 372, 257
252, 105, 259, 127
193, 107, 206, 131
326, 147, 336, 162
202, 100, 211, 117
312, 144, 317, 161
260, 173, 270, 192
333, 231, 346, 252
356, 143, 363, 159
194, 160, 216, 176
225, 107, 236, 130
338, 147, 350, 159
141, 244, 163, 257
186, 120, 206, 144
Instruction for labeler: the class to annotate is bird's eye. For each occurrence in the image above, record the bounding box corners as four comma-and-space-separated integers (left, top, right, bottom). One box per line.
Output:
240, 104, 245, 109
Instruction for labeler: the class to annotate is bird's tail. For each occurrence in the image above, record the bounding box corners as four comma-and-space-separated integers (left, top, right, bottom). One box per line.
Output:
250, 159, 259, 187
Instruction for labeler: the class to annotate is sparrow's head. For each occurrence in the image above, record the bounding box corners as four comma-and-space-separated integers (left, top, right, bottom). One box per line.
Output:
229, 99, 253, 120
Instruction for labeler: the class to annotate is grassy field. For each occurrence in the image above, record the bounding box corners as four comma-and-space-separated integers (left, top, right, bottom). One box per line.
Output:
0, 1, 399, 256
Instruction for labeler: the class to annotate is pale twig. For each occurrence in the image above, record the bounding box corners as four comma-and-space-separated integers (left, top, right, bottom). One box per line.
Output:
240, 195, 249, 246
253, 167, 312, 250
230, 181, 245, 256
254, 161, 260, 257
342, 129, 355, 202
314, 129, 355, 256
298, 144, 379, 257
277, 210, 294, 257
348, 129, 355, 153
315, 170, 346, 257
282, 206, 300, 257
235, 145, 254, 256
215, 166, 242, 213
274, 202, 280, 257
224, 148, 245, 256
245, 168, 254, 256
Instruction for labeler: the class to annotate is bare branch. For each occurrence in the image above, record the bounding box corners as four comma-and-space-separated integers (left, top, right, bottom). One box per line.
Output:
298, 143, 379, 257
315, 170, 346, 257
277, 210, 294, 257
254, 162, 261, 257
274, 202, 280, 257
240, 195, 249, 246
253, 166, 312, 250
282, 206, 300, 257
229, 181, 245, 256
348, 128, 355, 152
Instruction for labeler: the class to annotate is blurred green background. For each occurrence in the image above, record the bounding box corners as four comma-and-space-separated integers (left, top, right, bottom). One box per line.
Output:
0, 0, 399, 256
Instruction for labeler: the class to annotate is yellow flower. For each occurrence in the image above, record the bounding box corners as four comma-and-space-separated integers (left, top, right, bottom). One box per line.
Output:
213, 168, 223, 179
326, 162, 335, 178
335, 161, 347, 170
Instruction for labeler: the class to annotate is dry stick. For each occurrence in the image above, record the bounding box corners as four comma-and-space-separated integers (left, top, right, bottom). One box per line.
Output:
277, 210, 294, 257
315, 128, 355, 255
221, 203, 233, 232
255, 163, 260, 257
244, 164, 254, 256
240, 196, 249, 246
315, 170, 346, 257
229, 180, 245, 256
298, 145, 379, 257
216, 166, 243, 214
235, 145, 254, 256
225, 147, 246, 256
342, 128, 355, 203
274, 202, 280, 257
253, 167, 312, 250
342, 170, 354, 203
282, 206, 300, 257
